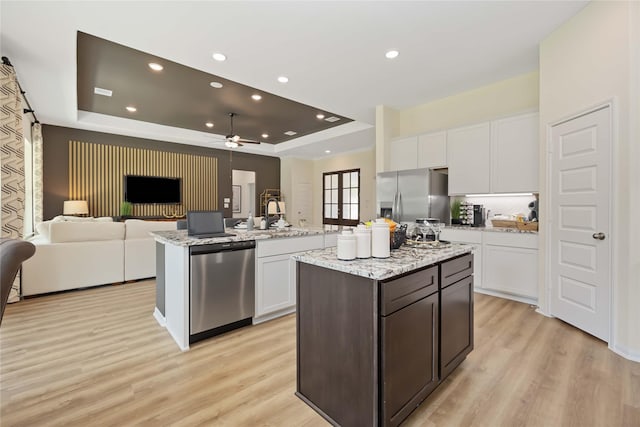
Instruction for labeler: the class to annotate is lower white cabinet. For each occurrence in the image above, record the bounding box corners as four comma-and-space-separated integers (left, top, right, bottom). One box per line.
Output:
255, 235, 324, 323
482, 232, 538, 300
440, 229, 538, 303
440, 229, 483, 289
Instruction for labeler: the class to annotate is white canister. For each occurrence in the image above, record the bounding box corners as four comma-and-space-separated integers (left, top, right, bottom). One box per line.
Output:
337, 230, 357, 260
354, 224, 371, 259
371, 219, 390, 258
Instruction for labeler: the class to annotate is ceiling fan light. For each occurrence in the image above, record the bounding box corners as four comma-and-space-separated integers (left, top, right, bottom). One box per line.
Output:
231, 135, 240, 142
225, 140, 238, 148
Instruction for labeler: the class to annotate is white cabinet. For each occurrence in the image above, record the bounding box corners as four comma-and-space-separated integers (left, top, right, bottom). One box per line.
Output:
255, 234, 324, 323
447, 123, 491, 195
389, 136, 418, 171
417, 131, 447, 169
324, 232, 338, 248
440, 229, 483, 289
491, 113, 539, 193
482, 232, 538, 300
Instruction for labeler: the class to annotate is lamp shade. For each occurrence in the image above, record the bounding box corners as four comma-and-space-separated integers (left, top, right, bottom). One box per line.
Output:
63, 200, 88, 215
267, 201, 286, 215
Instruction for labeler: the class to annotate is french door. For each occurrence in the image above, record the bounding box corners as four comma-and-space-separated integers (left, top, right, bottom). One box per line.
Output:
323, 169, 360, 226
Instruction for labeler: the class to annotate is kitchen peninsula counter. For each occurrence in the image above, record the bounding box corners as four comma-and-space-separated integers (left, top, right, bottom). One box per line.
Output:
152, 227, 339, 351
294, 244, 474, 426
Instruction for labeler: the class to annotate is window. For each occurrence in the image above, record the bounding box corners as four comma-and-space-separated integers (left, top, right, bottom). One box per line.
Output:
323, 169, 360, 226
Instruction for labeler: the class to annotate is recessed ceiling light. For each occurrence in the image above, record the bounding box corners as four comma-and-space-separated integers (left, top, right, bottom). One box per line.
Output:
126, 106, 137, 112
325, 150, 331, 154
206, 122, 214, 128
284, 131, 297, 136
212, 52, 227, 61
148, 62, 163, 71
277, 76, 289, 83
94, 87, 112, 97
261, 133, 269, 138
210, 81, 223, 89
324, 116, 340, 122
316, 113, 325, 120
251, 94, 262, 101
385, 50, 399, 59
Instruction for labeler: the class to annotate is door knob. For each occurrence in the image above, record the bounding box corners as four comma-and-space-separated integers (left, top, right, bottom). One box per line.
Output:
592, 232, 606, 240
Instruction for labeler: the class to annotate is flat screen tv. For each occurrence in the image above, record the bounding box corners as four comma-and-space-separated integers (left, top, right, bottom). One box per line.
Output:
124, 175, 181, 204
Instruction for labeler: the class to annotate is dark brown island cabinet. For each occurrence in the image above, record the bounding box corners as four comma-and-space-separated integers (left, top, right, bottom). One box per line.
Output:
296, 253, 474, 427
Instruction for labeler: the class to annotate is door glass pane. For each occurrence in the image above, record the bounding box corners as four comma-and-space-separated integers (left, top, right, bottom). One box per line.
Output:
342, 202, 350, 219
343, 188, 350, 203
350, 191, 358, 203
325, 174, 331, 188
325, 205, 331, 218
351, 205, 359, 220
331, 174, 338, 188
331, 189, 338, 202
331, 204, 338, 218
342, 173, 350, 188
325, 189, 332, 203
351, 172, 358, 187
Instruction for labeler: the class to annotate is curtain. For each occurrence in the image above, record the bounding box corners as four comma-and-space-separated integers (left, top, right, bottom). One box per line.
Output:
1, 63, 25, 301
32, 122, 43, 224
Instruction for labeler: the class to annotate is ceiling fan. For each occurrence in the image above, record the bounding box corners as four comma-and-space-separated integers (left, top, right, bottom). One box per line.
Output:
218, 112, 261, 148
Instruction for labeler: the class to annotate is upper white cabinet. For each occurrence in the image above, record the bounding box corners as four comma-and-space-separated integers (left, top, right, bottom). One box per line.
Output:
447, 122, 491, 195
417, 131, 447, 169
491, 113, 539, 193
389, 136, 418, 171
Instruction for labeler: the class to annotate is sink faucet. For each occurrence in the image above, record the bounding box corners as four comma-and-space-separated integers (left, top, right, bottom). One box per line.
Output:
265, 197, 282, 227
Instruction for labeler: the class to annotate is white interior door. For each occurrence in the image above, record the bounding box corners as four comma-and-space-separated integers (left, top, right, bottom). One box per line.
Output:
550, 106, 611, 342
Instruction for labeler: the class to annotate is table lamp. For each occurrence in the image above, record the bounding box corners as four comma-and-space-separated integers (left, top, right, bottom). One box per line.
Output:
63, 200, 88, 216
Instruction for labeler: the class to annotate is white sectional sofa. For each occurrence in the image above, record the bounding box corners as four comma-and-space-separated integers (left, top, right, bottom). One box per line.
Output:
22, 217, 176, 296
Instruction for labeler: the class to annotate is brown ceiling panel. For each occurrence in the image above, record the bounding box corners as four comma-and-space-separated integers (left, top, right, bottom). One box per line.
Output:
77, 31, 352, 145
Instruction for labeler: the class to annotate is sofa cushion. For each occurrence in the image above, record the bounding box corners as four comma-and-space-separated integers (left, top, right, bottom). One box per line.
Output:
49, 221, 125, 243
124, 219, 177, 239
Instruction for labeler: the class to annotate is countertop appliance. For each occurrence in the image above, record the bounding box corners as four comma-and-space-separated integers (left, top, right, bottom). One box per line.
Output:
528, 200, 538, 221
189, 240, 255, 343
376, 168, 450, 224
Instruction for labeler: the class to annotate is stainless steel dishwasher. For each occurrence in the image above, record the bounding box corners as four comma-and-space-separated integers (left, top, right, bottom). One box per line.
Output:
189, 240, 255, 343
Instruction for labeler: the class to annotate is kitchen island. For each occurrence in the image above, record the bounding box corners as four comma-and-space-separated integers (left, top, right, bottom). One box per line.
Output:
293, 244, 474, 427
152, 227, 337, 350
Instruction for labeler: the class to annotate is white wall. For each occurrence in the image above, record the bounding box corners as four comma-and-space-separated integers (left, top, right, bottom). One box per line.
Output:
398, 71, 539, 137
280, 157, 313, 227
539, 1, 640, 359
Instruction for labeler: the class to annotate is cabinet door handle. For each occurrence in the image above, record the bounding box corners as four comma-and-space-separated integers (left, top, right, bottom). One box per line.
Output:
592, 232, 606, 240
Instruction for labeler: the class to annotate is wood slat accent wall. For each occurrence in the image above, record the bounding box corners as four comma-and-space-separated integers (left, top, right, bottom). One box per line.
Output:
69, 140, 217, 217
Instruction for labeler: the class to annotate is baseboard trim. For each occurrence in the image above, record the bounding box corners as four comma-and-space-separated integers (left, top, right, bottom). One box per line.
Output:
253, 306, 296, 325
474, 288, 538, 307
610, 343, 640, 363
153, 307, 166, 327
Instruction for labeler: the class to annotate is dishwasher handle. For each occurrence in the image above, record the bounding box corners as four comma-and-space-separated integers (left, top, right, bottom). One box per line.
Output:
190, 240, 256, 255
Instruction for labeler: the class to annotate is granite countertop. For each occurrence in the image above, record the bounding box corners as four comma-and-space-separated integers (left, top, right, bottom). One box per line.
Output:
293, 243, 473, 281
446, 225, 538, 234
151, 227, 336, 246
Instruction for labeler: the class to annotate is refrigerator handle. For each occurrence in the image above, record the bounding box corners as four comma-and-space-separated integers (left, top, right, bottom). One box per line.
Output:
392, 192, 399, 222
397, 191, 403, 222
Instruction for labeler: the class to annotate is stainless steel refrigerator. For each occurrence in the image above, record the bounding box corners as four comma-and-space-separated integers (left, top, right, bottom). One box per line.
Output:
376, 168, 450, 224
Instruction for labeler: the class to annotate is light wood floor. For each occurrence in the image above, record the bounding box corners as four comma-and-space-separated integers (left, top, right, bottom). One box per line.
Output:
1, 281, 639, 427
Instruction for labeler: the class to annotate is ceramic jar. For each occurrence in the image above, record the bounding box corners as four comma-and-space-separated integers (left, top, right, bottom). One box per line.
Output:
371, 219, 390, 258
337, 230, 357, 260
354, 224, 371, 258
